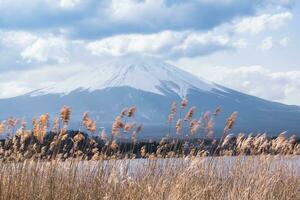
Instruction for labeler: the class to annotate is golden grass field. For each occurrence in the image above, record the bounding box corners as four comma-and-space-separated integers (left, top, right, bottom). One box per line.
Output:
0, 156, 299, 200
0, 98, 299, 199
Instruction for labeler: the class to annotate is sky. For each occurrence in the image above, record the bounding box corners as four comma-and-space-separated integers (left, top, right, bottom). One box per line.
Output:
0, 0, 299, 105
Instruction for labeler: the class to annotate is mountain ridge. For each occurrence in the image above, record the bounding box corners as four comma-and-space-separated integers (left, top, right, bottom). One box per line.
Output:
0, 57, 300, 137
29, 58, 219, 97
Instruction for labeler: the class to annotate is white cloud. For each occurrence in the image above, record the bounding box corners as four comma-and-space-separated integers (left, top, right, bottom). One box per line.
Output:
0, 82, 32, 99
108, 0, 166, 22
0, 28, 238, 68
21, 37, 69, 64
0, 0, 297, 108
180, 65, 300, 105
235, 12, 293, 35
0, 64, 87, 98
260, 37, 273, 51
59, 0, 81, 8
86, 31, 231, 58
87, 31, 179, 57
0, 31, 37, 48
279, 37, 289, 47
0, 0, 292, 40
233, 38, 248, 49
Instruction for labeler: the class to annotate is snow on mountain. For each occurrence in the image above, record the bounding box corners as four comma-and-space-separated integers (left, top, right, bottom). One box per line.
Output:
31, 57, 215, 97
1, 56, 300, 137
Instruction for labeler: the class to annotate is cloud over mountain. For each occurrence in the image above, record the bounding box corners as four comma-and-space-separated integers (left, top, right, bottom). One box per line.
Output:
86, 31, 232, 59
0, 0, 266, 38
0, 0, 298, 105
234, 12, 293, 35
182, 65, 300, 105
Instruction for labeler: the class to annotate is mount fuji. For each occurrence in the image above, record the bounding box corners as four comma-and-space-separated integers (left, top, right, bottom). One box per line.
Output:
1, 57, 300, 138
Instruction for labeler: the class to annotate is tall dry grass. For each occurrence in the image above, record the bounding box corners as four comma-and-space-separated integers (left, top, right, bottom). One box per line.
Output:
0, 97, 299, 199
0, 98, 299, 161
0, 156, 299, 200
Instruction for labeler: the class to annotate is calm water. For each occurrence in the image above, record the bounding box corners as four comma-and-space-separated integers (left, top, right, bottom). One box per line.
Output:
70, 155, 300, 178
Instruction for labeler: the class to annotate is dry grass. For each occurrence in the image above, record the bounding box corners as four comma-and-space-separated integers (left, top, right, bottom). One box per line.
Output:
0, 97, 299, 199
0, 99, 299, 161
0, 156, 299, 200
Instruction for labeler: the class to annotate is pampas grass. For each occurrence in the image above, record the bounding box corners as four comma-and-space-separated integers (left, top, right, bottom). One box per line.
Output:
0, 99, 298, 199
0, 156, 298, 200
0, 101, 299, 162
60, 105, 71, 126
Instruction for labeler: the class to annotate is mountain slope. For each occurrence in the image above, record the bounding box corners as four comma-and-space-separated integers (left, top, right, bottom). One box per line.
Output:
31, 57, 216, 97
0, 57, 300, 137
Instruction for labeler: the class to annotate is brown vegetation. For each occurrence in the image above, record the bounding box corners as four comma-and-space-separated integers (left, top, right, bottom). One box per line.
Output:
0, 98, 299, 161
0, 98, 299, 199
0, 156, 299, 200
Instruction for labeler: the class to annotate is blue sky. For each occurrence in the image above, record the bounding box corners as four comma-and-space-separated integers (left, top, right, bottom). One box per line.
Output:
0, 0, 299, 105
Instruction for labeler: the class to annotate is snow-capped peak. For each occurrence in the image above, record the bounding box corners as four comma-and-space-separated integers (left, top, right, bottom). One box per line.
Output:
32, 56, 216, 97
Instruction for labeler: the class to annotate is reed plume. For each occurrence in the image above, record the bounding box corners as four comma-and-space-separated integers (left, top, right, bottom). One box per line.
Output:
140, 145, 147, 157
190, 119, 201, 135
203, 111, 210, 122
206, 118, 214, 131
51, 117, 60, 133
120, 108, 128, 118
6, 117, 17, 139
32, 115, 47, 143
20, 117, 27, 130
112, 116, 124, 136
176, 119, 183, 135
0, 121, 6, 138
0, 102, 298, 163
128, 106, 136, 117
213, 105, 222, 116
167, 102, 177, 134
223, 111, 238, 137
124, 123, 136, 132
110, 140, 119, 150
184, 106, 196, 121
73, 133, 85, 143
60, 105, 71, 125
82, 112, 96, 133
171, 102, 177, 115
181, 97, 187, 109
8, 117, 17, 127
